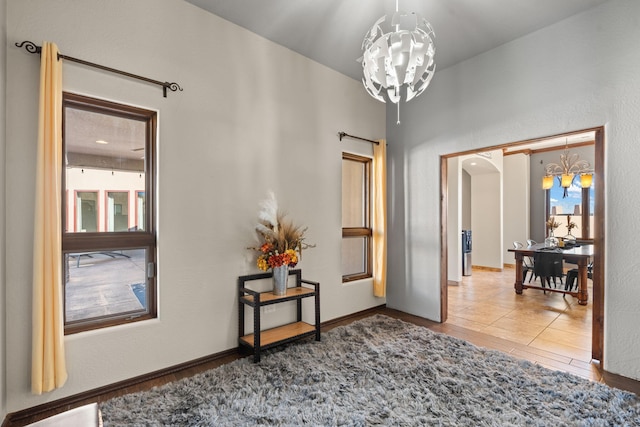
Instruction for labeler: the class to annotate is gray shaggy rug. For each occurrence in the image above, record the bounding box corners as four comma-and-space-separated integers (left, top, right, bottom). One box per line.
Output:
100, 315, 640, 426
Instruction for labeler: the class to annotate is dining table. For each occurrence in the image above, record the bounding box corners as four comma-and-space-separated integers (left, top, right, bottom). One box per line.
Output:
508, 243, 594, 305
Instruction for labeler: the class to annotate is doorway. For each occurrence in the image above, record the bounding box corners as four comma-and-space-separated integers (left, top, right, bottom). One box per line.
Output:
439, 127, 605, 361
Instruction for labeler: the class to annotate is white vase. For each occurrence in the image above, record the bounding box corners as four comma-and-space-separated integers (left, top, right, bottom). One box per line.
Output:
272, 265, 289, 296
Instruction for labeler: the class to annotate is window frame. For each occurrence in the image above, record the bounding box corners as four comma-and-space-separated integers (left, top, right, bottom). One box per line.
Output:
62, 92, 157, 334
342, 152, 373, 282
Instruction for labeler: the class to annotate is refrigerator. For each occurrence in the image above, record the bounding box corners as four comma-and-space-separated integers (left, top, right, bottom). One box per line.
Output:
462, 230, 472, 276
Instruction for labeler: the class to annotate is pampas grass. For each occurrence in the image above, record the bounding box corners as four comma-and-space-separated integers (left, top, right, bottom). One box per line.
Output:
250, 192, 314, 267
257, 191, 279, 234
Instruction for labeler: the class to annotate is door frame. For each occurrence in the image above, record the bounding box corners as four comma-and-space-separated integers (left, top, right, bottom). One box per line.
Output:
439, 126, 605, 362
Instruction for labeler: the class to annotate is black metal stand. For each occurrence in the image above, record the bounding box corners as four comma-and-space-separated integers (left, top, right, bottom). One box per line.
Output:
238, 269, 320, 362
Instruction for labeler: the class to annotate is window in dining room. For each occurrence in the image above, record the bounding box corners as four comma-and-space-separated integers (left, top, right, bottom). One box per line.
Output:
547, 174, 594, 240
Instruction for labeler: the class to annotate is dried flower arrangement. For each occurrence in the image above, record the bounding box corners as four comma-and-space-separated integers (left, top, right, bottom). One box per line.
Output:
546, 216, 560, 233
566, 215, 578, 235
250, 192, 314, 271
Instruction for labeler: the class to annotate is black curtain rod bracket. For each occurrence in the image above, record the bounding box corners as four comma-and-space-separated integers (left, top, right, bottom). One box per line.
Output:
338, 131, 379, 145
16, 40, 183, 98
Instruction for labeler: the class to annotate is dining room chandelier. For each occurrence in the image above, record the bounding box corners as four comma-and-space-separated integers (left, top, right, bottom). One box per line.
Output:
359, 0, 436, 124
541, 141, 593, 197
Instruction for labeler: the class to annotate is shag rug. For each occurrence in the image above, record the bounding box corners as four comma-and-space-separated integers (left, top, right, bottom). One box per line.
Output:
100, 315, 640, 426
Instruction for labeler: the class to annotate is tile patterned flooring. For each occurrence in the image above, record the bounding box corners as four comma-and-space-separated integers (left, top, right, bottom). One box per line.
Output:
447, 266, 595, 379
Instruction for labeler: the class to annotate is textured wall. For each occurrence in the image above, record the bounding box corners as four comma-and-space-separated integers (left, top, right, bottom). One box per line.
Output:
4, 0, 384, 412
503, 154, 530, 259
1, 0, 7, 421
386, 0, 640, 380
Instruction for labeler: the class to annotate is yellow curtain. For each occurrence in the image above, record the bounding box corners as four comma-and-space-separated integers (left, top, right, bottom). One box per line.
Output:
372, 139, 387, 297
32, 41, 67, 394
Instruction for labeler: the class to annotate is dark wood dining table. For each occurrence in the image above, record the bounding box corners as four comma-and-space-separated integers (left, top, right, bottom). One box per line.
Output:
508, 243, 594, 305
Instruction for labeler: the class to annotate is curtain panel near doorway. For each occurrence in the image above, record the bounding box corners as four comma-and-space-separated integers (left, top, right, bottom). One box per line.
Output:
32, 42, 68, 394
372, 140, 387, 297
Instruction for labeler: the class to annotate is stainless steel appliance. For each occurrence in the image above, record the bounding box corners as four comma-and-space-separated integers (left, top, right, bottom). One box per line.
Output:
462, 230, 472, 276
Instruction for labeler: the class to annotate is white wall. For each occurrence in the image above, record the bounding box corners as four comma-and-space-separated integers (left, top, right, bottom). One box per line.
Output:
504, 154, 530, 261
386, 0, 640, 380
470, 172, 502, 269
446, 157, 461, 282
4, 0, 385, 412
1, 0, 8, 420
461, 171, 471, 230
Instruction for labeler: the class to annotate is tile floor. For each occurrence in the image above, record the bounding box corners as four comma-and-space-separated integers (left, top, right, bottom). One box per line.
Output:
448, 266, 593, 366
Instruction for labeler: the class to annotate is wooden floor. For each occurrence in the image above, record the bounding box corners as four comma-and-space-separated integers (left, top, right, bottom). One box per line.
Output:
447, 267, 596, 380
6, 289, 640, 426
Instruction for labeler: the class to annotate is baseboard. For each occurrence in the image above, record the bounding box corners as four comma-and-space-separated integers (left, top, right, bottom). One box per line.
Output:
3, 304, 387, 427
3, 347, 239, 427
472, 265, 503, 272
320, 304, 387, 329
447, 280, 461, 286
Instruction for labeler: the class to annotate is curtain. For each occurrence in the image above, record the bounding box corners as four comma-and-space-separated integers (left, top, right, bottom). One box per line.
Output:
372, 139, 387, 297
32, 41, 67, 394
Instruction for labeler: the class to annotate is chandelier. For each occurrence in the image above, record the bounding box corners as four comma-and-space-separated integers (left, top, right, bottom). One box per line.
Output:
542, 141, 593, 197
359, 0, 436, 124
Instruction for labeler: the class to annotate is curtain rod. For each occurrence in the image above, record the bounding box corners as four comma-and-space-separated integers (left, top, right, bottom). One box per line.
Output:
338, 132, 379, 145
15, 41, 183, 98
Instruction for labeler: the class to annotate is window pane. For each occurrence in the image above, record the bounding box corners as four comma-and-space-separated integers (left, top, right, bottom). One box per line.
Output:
76, 191, 98, 232
342, 236, 367, 277
549, 175, 592, 239
107, 191, 129, 231
64, 106, 146, 233
65, 249, 148, 323
342, 159, 365, 228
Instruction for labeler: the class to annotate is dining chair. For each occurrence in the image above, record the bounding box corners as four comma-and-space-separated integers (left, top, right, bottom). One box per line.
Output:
513, 241, 535, 283
533, 251, 564, 290
565, 262, 593, 292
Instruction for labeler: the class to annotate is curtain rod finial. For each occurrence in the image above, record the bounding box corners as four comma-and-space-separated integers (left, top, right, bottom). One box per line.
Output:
16, 40, 41, 55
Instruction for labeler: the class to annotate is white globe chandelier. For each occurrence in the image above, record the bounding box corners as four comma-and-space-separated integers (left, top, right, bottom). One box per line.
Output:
360, 0, 436, 124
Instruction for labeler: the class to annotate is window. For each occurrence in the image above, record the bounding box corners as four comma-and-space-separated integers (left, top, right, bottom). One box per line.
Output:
62, 93, 157, 333
547, 175, 594, 240
342, 153, 372, 281
136, 191, 146, 231
75, 191, 98, 232
106, 191, 129, 231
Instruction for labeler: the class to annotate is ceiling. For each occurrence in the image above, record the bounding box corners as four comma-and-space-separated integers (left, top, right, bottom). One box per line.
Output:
183, 0, 609, 82
183, 0, 603, 163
